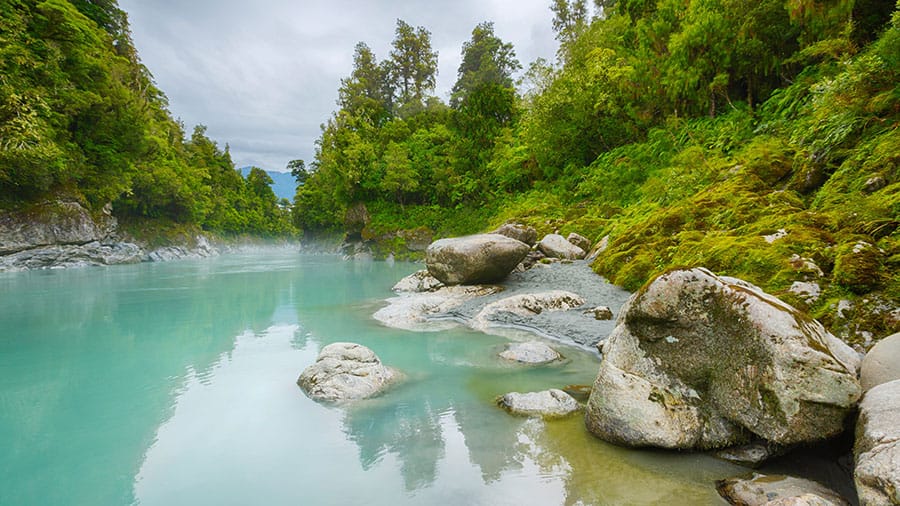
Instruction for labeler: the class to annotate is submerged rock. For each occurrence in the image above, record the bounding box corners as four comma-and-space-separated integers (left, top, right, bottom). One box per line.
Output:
492, 223, 538, 246
470, 290, 585, 332
498, 341, 562, 364
426, 234, 530, 285
713, 441, 786, 468
854, 379, 900, 506
860, 332, 900, 392
538, 234, 586, 260
716, 474, 850, 506
585, 268, 861, 450
297, 343, 400, 403
497, 389, 580, 419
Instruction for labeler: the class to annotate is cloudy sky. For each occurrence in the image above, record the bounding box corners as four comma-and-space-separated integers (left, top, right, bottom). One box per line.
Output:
117, 0, 559, 172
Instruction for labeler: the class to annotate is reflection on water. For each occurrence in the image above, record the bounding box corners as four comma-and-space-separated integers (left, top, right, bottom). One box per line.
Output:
0, 251, 739, 506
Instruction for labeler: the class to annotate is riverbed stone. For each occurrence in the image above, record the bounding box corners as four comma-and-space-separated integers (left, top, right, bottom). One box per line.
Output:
585, 268, 861, 450
492, 223, 538, 246
585, 306, 614, 320
392, 269, 444, 293
499, 341, 562, 364
860, 333, 900, 392
567, 232, 592, 252
538, 234, 586, 260
373, 285, 503, 331
854, 379, 900, 506
497, 389, 580, 419
298, 343, 400, 403
716, 474, 850, 506
426, 234, 530, 285
470, 290, 585, 331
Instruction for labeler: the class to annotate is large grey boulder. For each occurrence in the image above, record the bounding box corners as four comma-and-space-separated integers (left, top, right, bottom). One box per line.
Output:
538, 234, 586, 260
497, 389, 580, 419
861, 333, 900, 392
492, 223, 538, 246
297, 343, 400, 403
716, 474, 850, 506
585, 268, 861, 450
854, 379, 900, 506
498, 341, 562, 364
426, 234, 530, 285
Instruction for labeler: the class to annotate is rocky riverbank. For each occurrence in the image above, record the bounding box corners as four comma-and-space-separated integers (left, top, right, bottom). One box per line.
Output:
0, 200, 222, 272
362, 228, 900, 506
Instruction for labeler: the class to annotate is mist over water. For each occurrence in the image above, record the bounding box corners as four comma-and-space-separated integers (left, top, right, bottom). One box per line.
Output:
0, 251, 737, 505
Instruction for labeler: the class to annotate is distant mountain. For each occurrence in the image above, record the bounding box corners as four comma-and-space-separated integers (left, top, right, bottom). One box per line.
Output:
239, 167, 297, 201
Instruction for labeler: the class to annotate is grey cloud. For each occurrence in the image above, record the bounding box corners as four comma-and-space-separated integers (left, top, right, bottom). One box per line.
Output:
119, 0, 557, 172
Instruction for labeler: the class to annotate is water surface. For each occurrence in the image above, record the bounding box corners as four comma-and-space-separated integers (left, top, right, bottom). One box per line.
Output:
0, 250, 740, 505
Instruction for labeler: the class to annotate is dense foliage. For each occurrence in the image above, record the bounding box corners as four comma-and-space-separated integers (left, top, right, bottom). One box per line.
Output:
0, 0, 294, 237
297, 1, 899, 342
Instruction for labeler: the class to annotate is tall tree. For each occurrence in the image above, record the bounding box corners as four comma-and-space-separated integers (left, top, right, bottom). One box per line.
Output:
338, 42, 391, 123
387, 19, 438, 110
450, 22, 521, 109
551, 0, 589, 54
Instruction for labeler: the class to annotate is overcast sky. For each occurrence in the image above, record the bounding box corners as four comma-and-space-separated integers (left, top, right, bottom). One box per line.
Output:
117, 0, 559, 172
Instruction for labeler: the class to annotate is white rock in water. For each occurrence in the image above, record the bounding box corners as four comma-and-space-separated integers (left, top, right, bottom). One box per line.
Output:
499, 341, 561, 364
498, 389, 580, 418
374, 285, 502, 331
470, 290, 585, 331
297, 343, 400, 403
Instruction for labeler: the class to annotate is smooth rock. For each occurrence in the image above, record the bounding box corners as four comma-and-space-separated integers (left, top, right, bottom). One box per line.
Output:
297, 343, 400, 403
860, 333, 900, 392
0, 200, 109, 255
498, 341, 562, 364
764, 494, 846, 506
470, 290, 585, 332
492, 223, 538, 246
373, 285, 503, 331
538, 234, 586, 260
854, 379, 900, 506
392, 270, 445, 293
497, 389, 580, 419
716, 474, 850, 506
585, 268, 861, 450
567, 232, 592, 252
426, 234, 530, 285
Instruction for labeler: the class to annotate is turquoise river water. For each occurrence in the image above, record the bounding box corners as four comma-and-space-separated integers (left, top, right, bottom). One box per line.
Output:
0, 250, 743, 505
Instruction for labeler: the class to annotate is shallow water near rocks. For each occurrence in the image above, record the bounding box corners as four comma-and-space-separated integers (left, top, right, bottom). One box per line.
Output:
0, 250, 741, 505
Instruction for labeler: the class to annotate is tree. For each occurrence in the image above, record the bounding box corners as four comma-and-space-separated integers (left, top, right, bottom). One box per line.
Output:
380, 141, 418, 205
450, 22, 521, 109
338, 42, 391, 123
287, 159, 309, 184
551, 0, 589, 54
387, 19, 438, 109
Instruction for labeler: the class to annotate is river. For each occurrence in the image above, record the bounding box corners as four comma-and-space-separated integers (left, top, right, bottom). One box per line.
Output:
0, 249, 741, 505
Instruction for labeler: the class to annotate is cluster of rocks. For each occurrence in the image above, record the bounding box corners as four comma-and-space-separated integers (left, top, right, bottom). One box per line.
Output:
297, 225, 900, 505
0, 200, 219, 272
